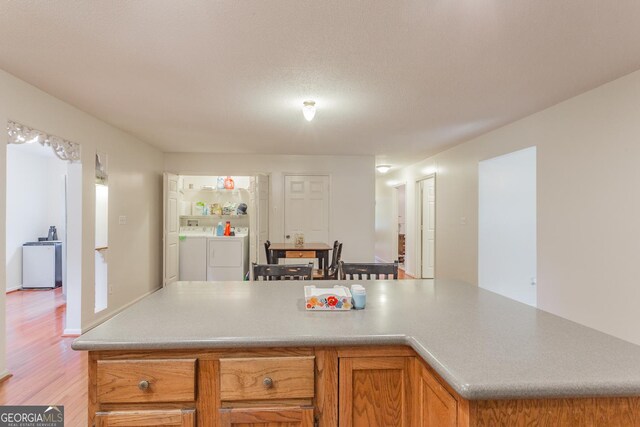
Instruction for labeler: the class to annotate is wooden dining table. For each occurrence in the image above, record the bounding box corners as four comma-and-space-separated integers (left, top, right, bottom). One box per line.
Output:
268, 242, 332, 279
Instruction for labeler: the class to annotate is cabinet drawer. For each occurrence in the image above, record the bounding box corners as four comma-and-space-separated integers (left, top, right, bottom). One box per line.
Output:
219, 406, 314, 427
285, 251, 316, 259
220, 356, 315, 401
97, 359, 196, 403
95, 409, 195, 426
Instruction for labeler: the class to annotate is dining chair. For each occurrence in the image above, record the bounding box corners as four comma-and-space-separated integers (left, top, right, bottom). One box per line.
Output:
339, 261, 399, 280
264, 240, 272, 264
252, 262, 314, 281
313, 240, 343, 280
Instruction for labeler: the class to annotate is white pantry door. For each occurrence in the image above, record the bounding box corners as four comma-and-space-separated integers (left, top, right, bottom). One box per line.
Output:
163, 173, 179, 286
284, 175, 329, 245
419, 177, 435, 279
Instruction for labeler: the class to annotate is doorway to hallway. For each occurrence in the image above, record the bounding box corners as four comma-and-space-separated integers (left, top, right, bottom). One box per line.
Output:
392, 184, 406, 269
416, 176, 435, 279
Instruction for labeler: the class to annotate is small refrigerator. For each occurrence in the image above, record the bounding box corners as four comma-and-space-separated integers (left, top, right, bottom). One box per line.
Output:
22, 241, 63, 289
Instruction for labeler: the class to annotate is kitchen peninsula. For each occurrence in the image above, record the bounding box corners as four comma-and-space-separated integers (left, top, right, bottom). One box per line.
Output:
73, 280, 640, 426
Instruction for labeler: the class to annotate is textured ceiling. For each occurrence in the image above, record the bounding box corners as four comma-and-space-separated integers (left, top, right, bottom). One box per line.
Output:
1, 1, 640, 167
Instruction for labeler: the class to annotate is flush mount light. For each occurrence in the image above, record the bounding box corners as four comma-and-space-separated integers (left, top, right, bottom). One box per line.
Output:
376, 165, 391, 174
302, 100, 316, 121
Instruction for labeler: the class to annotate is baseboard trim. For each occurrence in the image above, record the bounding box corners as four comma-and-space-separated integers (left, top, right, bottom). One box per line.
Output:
62, 329, 82, 336
0, 369, 12, 383
5, 286, 20, 294
81, 287, 162, 333
375, 256, 392, 263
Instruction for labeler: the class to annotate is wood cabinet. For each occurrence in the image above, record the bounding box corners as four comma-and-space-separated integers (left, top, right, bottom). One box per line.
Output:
338, 356, 413, 427
95, 409, 195, 426
87, 347, 640, 427
416, 362, 457, 427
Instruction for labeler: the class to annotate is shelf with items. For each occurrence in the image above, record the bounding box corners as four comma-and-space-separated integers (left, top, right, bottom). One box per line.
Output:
180, 214, 247, 219
182, 187, 246, 194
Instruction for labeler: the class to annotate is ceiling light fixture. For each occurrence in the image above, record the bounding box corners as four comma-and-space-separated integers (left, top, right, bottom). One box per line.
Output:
376, 165, 391, 174
302, 100, 316, 121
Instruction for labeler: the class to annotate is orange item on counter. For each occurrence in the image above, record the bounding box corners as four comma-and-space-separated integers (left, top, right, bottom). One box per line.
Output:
224, 221, 231, 236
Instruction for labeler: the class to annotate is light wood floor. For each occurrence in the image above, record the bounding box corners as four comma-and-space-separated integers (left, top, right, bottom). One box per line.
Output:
398, 268, 414, 279
0, 288, 87, 426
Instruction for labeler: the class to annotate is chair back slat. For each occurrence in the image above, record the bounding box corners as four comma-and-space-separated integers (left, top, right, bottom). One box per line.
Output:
339, 261, 399, 280
264, 240, 272, 264
329, 240, 340, 269
252, 262, 313, 281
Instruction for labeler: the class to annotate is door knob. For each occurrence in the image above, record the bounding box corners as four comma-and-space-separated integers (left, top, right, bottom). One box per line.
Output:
285, 235, 290, 239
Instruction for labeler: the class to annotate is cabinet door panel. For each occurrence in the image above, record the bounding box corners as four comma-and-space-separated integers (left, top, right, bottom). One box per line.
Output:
339, 357, 412, 427
219, 406, 314, 427
95, 409, 195, 426
418, 364, 457, 427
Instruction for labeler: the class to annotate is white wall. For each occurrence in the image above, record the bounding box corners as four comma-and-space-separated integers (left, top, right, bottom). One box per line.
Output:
5, 146, 67, 291
94, 184, 109, 312
165, 154, 376, 263
0, 107, 6, 381
0, 69, 164, 376
375, 68, 640, 345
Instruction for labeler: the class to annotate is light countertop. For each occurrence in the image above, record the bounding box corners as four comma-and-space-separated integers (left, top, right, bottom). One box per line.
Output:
72, 280, 640, 400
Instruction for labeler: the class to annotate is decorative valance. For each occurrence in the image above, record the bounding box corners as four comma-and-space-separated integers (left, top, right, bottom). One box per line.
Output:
7, 120, 81, 162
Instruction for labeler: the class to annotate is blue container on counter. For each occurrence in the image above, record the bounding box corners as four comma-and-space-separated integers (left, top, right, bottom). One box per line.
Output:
351, 284, 366, 310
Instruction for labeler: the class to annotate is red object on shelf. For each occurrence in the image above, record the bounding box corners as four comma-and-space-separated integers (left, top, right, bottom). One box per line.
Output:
224, 176, 235, 190
224, 221, 231, 236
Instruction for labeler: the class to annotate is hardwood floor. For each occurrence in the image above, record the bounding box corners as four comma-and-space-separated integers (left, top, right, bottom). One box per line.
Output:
398, 268, 414, 279
0, 288, 87, 426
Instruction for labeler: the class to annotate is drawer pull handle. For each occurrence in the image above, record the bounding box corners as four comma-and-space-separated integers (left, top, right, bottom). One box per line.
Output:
263, 377, 273, 389
138, 380, 150, 391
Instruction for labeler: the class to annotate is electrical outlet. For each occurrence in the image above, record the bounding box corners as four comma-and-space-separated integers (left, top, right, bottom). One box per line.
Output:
109, 284, 114, 295
118, 215, 127, 225
460, 216, 467, 225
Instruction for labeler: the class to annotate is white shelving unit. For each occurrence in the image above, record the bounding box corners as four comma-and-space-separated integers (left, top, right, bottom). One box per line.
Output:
180, 214, 248, 220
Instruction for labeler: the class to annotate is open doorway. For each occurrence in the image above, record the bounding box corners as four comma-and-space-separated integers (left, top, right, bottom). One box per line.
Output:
5, 121, 83, 336
416, 176, 435, 279
163, 174, 269, 285
478, 147, 537, 307
392, 184, 406, 269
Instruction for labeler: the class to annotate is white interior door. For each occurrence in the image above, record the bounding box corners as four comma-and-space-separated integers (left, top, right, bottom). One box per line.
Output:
419, 177, 435, 279
163, 173, 179, 286
478, 146, 537, 307
250, 174, 270, 263
284, 175, 329, 245
256, 174, 270, 263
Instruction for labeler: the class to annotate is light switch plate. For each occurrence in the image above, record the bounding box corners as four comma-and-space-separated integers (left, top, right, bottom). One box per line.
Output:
118, 215, 127, 225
